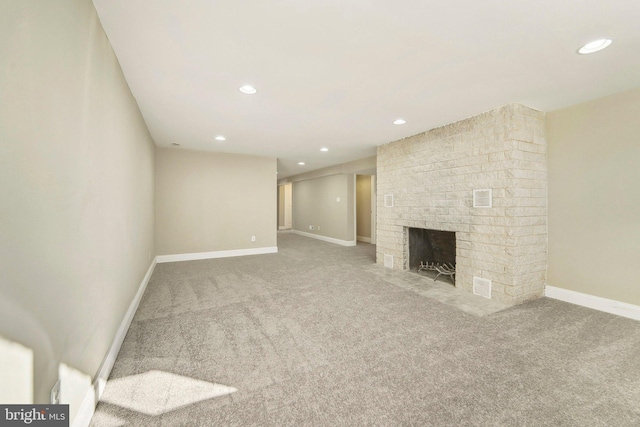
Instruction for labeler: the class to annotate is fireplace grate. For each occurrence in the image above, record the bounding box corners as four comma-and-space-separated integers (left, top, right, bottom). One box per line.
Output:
418, 261, 456, 283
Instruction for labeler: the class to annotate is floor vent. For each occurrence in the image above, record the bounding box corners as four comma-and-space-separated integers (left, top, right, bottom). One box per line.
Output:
473, 276, 492, 299
384, 254, 394, 269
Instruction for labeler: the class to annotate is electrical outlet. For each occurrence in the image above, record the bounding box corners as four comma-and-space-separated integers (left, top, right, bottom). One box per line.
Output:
251, 235, 256, 242
317, 226, 320, 231
336, 197, 340, 202
51, 379, 61, 404
309, 225, 314, 230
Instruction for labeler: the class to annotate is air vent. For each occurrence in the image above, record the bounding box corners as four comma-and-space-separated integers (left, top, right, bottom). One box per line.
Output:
473, 276, 492, 299
473, 189, 492, 208
384, 194, 394, 208
384, 254, 394, 269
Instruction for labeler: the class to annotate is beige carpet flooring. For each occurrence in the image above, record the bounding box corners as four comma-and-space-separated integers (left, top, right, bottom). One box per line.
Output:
90, 233, 640, 426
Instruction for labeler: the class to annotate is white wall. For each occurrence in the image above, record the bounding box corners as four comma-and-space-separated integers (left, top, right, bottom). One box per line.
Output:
0, 0, 156, 422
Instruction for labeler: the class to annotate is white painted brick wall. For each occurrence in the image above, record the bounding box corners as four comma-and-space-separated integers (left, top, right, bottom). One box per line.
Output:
376, 104, 548, 305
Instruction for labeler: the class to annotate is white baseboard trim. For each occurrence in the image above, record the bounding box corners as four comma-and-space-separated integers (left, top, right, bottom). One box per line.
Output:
156, 246, 278, 263
70, 385, 97, 427
73, 258, 158, 427
292, 230, 357, 247
545, 285, 640, 322
357, 236, 372, 243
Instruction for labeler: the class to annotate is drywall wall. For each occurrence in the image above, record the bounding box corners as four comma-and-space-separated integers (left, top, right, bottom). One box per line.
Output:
547, 87, 640, 306
292, 174, 355, 243
356, 175, 372, 240
0, 0, 155, 420
278, 185, 285, 228
155, 148, 277, 255
279, 156, 376, 184
283, 183, 292, 229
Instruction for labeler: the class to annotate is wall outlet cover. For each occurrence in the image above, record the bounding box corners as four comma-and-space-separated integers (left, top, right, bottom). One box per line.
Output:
309, 225, 314, 230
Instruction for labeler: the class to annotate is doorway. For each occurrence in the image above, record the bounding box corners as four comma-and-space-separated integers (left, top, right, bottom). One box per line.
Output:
355, 175, 376, 244
278, 183, 292, 230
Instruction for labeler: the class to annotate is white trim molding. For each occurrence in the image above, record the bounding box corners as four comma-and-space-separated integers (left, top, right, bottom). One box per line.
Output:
94, 257, 157, 390
292, 230, 357, 247
545, 285, 640, 322
357, 236, 372, 243
156, 246, 278, 263
73, 257, 158, 427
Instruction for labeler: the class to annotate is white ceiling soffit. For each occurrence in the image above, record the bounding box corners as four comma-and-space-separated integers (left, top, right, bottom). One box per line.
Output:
92, 0, 640, 179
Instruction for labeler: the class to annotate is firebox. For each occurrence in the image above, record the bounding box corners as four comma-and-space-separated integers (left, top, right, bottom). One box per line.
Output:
407, 228, 456, 284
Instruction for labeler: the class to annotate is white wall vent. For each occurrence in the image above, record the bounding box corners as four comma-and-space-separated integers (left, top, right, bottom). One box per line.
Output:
384, 194, 394, 208
473, 276, 492, 299
384, 254, 394, 269
473, 189, 492, 208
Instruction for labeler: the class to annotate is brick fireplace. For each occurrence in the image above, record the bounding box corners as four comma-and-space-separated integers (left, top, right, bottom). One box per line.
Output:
376, 104, 548, 305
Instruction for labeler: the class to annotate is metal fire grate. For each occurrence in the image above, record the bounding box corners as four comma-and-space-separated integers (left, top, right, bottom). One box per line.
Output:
418, 261, 456, 283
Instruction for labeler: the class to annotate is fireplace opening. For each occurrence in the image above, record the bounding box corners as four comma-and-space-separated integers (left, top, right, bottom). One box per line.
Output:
408, 228, 456, 285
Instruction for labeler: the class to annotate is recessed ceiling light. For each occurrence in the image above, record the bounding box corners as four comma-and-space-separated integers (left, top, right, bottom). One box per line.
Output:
298, 162, 305, 166
578, 38, 612, 54
239, 85, 257, 94
393, 119, 407, 125
320, 147, 329, 152
215, 136, 226, 141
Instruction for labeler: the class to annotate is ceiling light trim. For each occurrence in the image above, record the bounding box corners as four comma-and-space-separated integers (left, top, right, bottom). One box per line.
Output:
578, 38, 612, 54
239, 85, 257, 94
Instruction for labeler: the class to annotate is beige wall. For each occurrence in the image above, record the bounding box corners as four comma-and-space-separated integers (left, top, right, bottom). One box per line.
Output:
279, 155, 376, 184
278, 185, 285, 227
547, 88, 640, 306
0, 0, 155, 416
293, 174, 355, 242
356, 175, 372, 240
155, 148, 277, 254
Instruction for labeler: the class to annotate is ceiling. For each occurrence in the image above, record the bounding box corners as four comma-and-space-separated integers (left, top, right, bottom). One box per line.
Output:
92, 0, 640, 179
